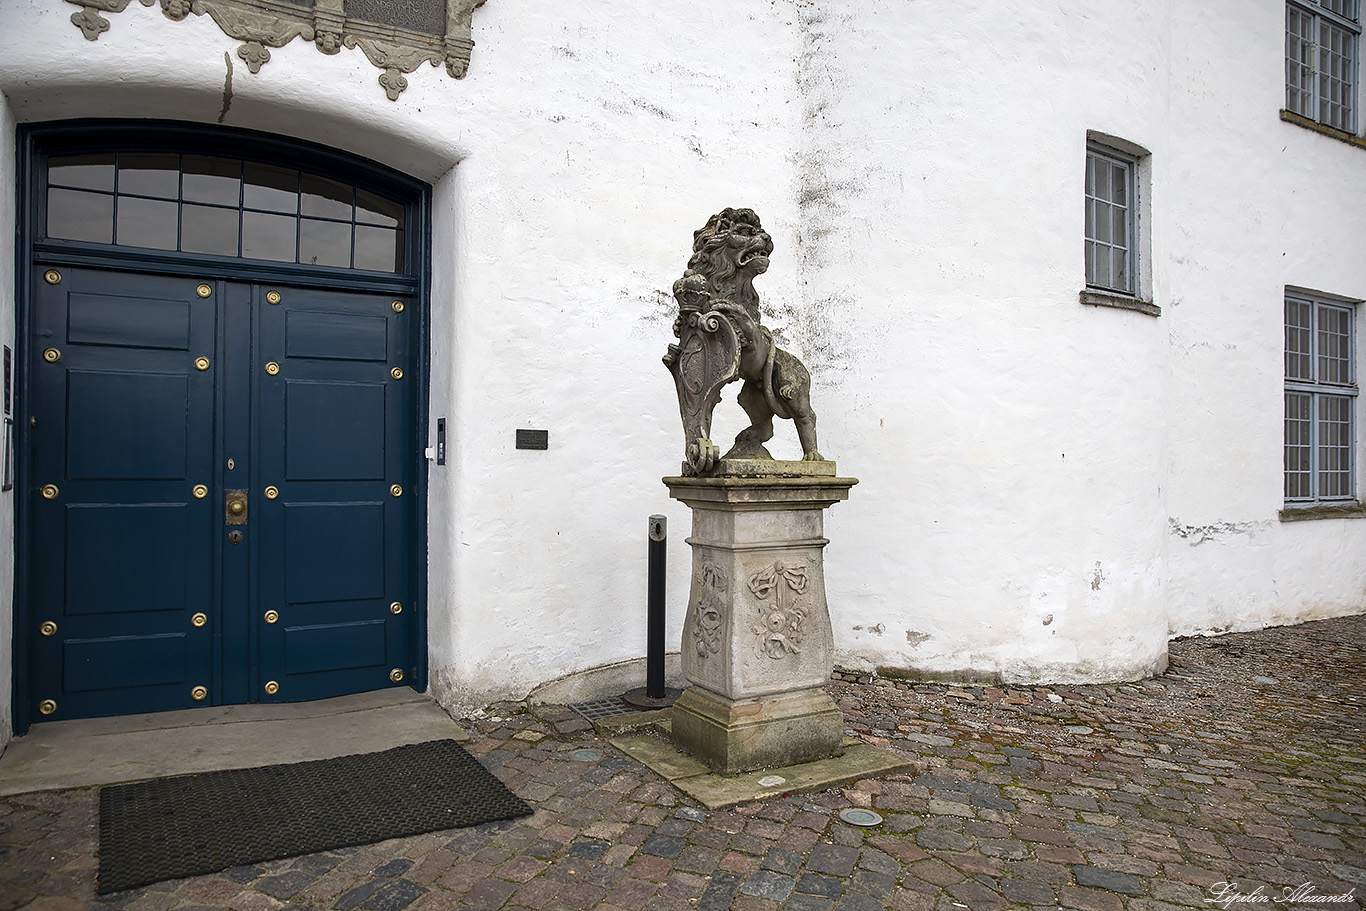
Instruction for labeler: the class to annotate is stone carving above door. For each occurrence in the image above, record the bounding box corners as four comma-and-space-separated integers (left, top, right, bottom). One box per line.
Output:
64, 0, 487, 100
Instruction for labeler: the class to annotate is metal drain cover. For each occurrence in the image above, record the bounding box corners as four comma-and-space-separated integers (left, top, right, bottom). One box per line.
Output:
838, 808, 884, 827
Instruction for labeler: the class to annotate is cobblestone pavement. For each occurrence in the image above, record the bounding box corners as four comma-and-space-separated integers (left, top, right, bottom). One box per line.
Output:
2, 615, 1363, 911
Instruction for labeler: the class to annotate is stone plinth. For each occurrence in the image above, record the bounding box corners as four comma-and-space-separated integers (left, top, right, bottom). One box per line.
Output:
664, 464, 857, 774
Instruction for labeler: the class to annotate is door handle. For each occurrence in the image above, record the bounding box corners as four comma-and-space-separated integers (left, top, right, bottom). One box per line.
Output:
225, 489, 248, 525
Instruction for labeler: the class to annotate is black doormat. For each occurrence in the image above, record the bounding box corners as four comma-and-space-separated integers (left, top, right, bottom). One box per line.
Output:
97, 739, 532, 894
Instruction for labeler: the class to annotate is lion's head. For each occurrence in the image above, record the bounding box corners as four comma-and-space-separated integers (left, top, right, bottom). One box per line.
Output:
682, 207, 773, 311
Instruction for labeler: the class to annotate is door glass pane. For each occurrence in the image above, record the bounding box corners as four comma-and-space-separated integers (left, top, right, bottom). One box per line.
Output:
44, 149, 410, 274
181, 204, 239, 256
183, 156, 241, 206
356, 189, 402, 227
48, 154, 115, 192
116, 196, 179, 251
47, 188, 114, 243
118, 153, 180, 199
242, 211, 298, 262
244, 163, 299, 214
354, 225, 401, 272
301, 174, 354, 220
300, 218, 352, 268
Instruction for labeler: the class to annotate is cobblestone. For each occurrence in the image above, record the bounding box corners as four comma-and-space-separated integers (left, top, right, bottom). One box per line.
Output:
3, 615, 1365, 909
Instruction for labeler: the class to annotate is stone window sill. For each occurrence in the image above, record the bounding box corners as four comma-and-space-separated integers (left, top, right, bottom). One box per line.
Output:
1279, 502, 1366, 522
1080, 289, 1161, 317
1280, 110, 1366, 151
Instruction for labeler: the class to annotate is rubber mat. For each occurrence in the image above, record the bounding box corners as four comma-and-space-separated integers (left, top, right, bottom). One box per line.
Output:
97, 739, 532, 894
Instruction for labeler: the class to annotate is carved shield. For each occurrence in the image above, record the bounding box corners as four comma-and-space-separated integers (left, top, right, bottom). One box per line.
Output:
665, 309, 740, 471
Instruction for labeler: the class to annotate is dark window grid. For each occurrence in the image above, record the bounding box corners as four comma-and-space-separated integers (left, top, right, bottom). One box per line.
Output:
44, 152, 407, 273
1286, 1, 1360, 133
1284, 296, 1358, 504
1084, 148, 1134, 294
1320, 0, 1361, 25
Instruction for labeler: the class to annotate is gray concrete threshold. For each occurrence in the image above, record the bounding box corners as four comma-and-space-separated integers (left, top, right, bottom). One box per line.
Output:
0, 689, 469, 795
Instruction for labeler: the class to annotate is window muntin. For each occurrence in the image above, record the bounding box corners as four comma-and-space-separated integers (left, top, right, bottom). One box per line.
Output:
1286, 0, 1361, 133
1084, 144, 1136, 295
1285, 293, 1358, 505
45, 152, 406, 273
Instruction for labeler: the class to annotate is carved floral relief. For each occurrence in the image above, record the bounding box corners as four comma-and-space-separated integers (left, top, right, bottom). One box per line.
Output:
63, 0, 486, 100
748, 562, 809, 660
692, 562, 727, 659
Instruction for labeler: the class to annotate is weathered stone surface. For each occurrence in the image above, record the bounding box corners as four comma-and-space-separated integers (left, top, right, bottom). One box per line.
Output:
670, 686, 843, 775
663, 208, 824, 475
665, 473, 855, 773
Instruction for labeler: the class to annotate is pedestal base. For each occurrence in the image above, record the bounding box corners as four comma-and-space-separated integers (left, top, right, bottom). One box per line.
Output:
671, 685, 844, 775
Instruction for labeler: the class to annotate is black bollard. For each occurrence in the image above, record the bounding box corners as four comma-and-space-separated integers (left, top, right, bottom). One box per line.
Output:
646, 515, 667, 698
622, 515, 682, 709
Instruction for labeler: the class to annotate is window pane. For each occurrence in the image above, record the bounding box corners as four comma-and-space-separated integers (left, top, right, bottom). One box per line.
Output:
1284, 391, 1313, 500
301, 174, 354, 220
1285, 298, 1313, 380
1316, 19, 1357, 130
1111, 248, 1127, 291
118, 153, 180, 199
48, 154, 115, 192
299, 218, 353, 268
354, 225, 402, 272
1111, 164, 1127, 207
1319, 305, 1352, 384
242, 210, 297, 262
116, 196, 178, 250
183, 155, 241, 206
1318, 395, 1352, 498
1111, 207, 1127, 248
356, 189, 402, 227
243, 163, 299, 214
1084, 241, 1098, 286
1090, 201, 1107, 243
181, 203, 239, 256
47, 188, 113, 243
1093, 160, 1111, 199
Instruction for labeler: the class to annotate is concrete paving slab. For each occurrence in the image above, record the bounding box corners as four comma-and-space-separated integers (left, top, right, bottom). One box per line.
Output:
0, 689, 468, 795
611, 731, 913, 808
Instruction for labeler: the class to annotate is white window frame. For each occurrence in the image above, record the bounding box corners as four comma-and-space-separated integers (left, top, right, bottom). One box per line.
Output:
1286, 0, 1361, 134
1284, 290, 1359, 507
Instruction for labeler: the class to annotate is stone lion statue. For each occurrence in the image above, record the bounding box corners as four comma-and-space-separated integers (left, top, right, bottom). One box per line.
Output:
664, 207, 822, 474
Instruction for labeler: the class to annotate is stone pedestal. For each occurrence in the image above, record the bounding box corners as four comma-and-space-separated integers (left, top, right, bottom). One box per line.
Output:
664, 462, 857, 774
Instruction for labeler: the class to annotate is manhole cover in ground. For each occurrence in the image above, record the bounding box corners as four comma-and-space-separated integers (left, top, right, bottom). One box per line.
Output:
839, 808, 883, 827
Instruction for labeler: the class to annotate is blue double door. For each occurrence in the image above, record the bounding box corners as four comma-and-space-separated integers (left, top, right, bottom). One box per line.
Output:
27, 264, 418, 721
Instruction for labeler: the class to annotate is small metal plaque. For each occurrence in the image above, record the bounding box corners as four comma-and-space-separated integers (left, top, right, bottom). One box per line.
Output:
516, 429, 549, 451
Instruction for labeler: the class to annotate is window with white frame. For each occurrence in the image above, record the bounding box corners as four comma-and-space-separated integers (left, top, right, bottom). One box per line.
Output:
1084, 143, 1137, 295
1285, 291, 1358, 505
1286, 0, 1360, 133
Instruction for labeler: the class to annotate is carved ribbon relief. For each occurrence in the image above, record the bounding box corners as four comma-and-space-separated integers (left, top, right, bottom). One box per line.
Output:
692, 562, 727, 659
63, 0, 486, 100
748, 562, 809, 660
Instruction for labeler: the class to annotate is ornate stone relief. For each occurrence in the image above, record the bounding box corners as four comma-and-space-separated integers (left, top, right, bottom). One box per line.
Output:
749, 562, 808, 659
64, 0, 487, 100
691, 562, 727, 659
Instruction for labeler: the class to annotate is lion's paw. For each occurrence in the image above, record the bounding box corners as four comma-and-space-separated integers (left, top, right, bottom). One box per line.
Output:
802, 449, 825, 462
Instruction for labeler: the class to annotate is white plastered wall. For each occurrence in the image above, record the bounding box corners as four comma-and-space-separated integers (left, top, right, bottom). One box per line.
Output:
0, 0, 807, 720
795, 1, 1173, 682
1163, 0, 1366, 636
0, 0, 1361, 735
